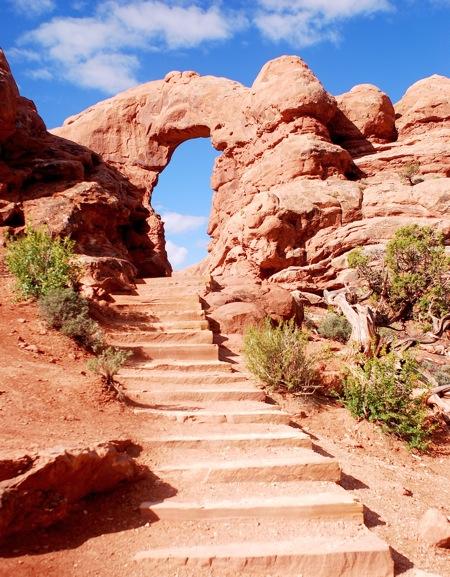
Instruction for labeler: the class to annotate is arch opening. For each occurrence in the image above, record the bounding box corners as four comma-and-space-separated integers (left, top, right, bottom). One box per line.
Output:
151, 137, 220, 273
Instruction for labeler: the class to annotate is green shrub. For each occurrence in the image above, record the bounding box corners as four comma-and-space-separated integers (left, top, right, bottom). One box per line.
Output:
38, 287, 103, 351
5, 227, 78, 299
400, 162, 420, 185
386, 225, 449, 320
348, 225, 450, 322
342, 352, 433, 450
317, 313, 352, 343
243, 318, 320, 394
87, 347, 132, 385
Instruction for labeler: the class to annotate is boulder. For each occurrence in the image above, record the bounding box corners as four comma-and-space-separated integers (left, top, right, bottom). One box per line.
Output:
418, 508, 450, 548
208, 302, 265, 334
0, 440, 142, 539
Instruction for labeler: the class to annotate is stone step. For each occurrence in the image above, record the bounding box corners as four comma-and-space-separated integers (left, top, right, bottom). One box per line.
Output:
106, 319, 210, 332
111, 294, 201, 306
134, 528, 393, 577
107, 329, 213, 344
136, 277, 206, 287
156, 447, 340, 483
118, 343, 219, 361
140, 490, 363, 523
121, 360, 233, 373
141, 425, 312, 450
133, 404, 290, 425
117, 370, 247, 385
109, 304, 205, 321
110, 297, 203, 311
128, 385, 266, 403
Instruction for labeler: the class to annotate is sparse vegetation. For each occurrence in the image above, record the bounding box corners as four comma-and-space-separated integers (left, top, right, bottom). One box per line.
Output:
342, 351, 434, 450
400, 162, 421, 185
243, 318, 321, 394
87, 347, 132, 386
38, 287, 103, 351
5, 226, 78, 299
317, 312, 352, 343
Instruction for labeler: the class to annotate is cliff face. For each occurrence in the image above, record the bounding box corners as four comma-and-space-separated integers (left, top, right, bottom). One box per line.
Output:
2, 50, 450, 293
0, 50, 170, 295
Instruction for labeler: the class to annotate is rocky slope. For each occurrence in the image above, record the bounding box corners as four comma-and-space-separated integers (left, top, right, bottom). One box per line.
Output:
2, 50, 449, 297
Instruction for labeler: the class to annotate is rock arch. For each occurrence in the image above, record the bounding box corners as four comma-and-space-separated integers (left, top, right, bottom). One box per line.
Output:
54, 56, 361, 287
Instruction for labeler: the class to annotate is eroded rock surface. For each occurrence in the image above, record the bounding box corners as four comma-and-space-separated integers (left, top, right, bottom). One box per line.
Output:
0, 50, 170, 295
0, 440, 142, 539
2, 50, 449, 298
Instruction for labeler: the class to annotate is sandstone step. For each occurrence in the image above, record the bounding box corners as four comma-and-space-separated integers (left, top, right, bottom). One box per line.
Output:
109, 304, 205, 321
107, 329, 213, 345
106, 319, 210, 332
119, 343, 219, 361
133, 405, 290, 425
156, 448, 340, 483
140, 491, 363, 523
121, 360, 233, 373
111, 294, 201, 306
136, 275, 209, 286
110, 298, 203, 312
128, 385, 266, 403
117, 370, 248, 385
133, 521, 393, 577
141, 425, 312, 450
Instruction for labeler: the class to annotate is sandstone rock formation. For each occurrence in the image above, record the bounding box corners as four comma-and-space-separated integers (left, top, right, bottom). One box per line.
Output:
0, 440, 142, 539
53, 56, 450, 295
0, 50, 170, 295
2, 50, 449, 300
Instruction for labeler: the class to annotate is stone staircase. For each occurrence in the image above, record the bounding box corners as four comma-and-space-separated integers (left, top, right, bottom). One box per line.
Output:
105, 275, 395, 577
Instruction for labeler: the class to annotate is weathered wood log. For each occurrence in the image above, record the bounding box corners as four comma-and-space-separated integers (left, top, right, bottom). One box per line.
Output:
427, 393, 450, 424
324, 289, 377, 355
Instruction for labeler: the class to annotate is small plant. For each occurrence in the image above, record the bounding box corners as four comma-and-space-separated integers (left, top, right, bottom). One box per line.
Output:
243, 318, 321, 394
38, 287, 103, 350
342, 352, 433, 450
400, 162, 421, 185
87, 347, 132, 386
317, 312, 352, 343
5, 226, 78, 299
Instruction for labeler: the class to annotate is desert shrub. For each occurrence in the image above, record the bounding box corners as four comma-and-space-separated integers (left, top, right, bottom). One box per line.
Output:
5, 226, 78, 299
386, 225, 449, 320
400, 162, 421, 185
87, 347, 132, 385
38, 287, 103, 350
342, 352, 433, 450
348, 225, 450, 322
317, 312, 352, 343
243, 318, 320, 394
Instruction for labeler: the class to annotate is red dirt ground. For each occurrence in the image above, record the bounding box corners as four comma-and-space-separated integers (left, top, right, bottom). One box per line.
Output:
0, 259, 449, 577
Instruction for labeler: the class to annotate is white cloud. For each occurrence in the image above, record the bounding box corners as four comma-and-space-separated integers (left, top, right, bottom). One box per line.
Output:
161, 212, 208, 235
7, 47, 42, 62
16, 1, 236, 93
255, 0, 392, 47
258, 0, 391, 18
166, 239, 188, 267
28, 67, 53, 80
10, 0, 55, 16
68, 53, 139, 93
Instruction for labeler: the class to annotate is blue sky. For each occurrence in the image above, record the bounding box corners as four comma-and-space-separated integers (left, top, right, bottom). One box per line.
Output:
1, 0, 449, 269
